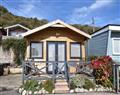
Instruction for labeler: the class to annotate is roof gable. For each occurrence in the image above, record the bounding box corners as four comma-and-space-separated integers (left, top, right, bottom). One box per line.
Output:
92, 24, 120, 37
5, 24, 30, 31
22, 19, 91, 38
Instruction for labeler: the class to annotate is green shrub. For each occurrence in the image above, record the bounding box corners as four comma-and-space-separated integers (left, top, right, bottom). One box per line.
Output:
101, 79, 113, 88
70, 74, 85, 88
23, 80, 42, 95
87, 56, 98, 60
91, 56, 113, 88
70, 80, 76, 89
43, 80, 54, 93
83, 78, 95, 90
70, 74, 96, 90
1, 38, 26, 65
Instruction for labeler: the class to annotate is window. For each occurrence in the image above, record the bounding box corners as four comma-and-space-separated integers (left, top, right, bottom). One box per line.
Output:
70, 42, 81, 58
9, 31, 24, 36
30, 42, 43, 58
112, 38, 120, 55
10, 31, 18, 36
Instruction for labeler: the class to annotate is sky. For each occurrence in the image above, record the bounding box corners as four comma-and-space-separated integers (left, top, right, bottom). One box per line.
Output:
0, 0, 120, 27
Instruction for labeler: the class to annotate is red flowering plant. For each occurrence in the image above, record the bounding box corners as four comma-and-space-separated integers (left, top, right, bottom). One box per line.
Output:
91, 56, 113, 88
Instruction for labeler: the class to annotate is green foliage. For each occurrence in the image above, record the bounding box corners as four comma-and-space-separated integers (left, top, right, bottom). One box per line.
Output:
83, 78, 95, 90
23, 80, 42, 95
1, 38, 26, 65
70, 74, 85, 88
43, 80, 54, 93
101, 79, 113, 88
91, 56, 113, 88
0, 5, 99, 34
88, 56, 98, 61
0, 5, 48, 28
70, 80, 76, 89
70, 74, 95, 90
72, 24, 100, 34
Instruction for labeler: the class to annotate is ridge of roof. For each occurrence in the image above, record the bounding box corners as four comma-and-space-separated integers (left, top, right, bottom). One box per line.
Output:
5, 24, 30, 30
92, 24, 120, 34
22, 19, 91, 38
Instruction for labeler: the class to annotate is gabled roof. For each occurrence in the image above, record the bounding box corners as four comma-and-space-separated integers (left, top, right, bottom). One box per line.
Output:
22, 19, 91, 38
92, 24, 120, 37
5, 24, 30, 31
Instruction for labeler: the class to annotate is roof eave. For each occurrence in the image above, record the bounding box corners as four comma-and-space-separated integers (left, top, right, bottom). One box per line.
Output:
22, 19, 91, 39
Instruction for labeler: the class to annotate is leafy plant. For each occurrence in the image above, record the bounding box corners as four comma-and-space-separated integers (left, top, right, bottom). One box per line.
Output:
70, 80, 76, 89
23, 80, 42, 95
87, 56, 98, 61
1, 38, 26, 65
70, 74, 85, 88
70, 74, 95, 90
91, 56, 113, 88
43, 80, 54, 93
101, 79, 113, 88
83, 78, 95, 90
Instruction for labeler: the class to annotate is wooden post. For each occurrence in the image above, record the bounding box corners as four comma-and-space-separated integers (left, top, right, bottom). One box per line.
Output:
116, 66, 119, 93
113, 64, 116, 89
52, 61, 55, 86
65, 61, 67, 80
6, 28, 9, 36
22, 60, 24, 85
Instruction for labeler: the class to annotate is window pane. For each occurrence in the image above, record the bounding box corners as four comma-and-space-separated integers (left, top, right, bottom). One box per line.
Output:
10, 32, 18, 36
113, 39, 120, 54
31, 43, 42, 58
71, 43, 81, 58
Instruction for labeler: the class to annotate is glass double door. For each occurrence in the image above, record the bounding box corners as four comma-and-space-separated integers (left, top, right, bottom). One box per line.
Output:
47, 42, 66, 73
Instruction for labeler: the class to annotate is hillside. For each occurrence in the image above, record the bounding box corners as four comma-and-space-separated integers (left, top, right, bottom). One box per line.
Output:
0, 5, 99, 34
0, 5, 48, 29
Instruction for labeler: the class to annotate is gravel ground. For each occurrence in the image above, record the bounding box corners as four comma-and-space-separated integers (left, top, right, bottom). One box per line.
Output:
0, 74, 119, 95
0, 74, 21, 95
0, 91, 118, 95
0, 74, 22, 90
0, 90, 20, 95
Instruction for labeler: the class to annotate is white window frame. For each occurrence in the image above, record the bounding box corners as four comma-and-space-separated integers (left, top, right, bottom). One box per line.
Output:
112, 38, 120, 55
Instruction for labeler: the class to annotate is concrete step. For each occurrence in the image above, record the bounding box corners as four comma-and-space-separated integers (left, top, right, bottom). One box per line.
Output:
54, 86, 69, 93
54, 79, 70, 93
55, 82, 68, 86
55, 79, 67, 82
55, 85, 69, 90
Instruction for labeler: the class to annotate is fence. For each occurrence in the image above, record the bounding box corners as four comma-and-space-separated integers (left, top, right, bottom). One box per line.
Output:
22, 60, 92, 87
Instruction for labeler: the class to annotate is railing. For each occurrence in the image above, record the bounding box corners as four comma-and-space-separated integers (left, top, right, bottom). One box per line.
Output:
22, 60, 92, 87
22, 61, 68, 84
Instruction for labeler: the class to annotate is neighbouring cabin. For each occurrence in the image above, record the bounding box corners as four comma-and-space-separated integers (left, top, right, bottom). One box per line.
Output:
0, 24, 30, 64
5, 24, 30, 36
22, 20, 91, 74
0, 27, 7, 37
87, 24, 120, 62
0, 28, 12, 64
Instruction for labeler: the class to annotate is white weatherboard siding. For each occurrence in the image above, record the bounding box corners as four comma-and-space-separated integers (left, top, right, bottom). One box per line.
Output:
107, 31, 120, 62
